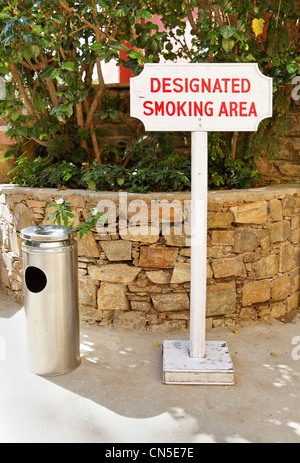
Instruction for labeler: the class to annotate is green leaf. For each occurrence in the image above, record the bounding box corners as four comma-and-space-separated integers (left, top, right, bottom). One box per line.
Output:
99, 109, 108, 120
128, 50, 143, 60
91, 42, 103, 51
244, 54, 256, 62
140, 10, 153, 19
88, 180, 96, 191
0, 63, 9, 76
63, 105, 73, 118
39, 65, 55, 80
52, 13, 65, 25
29, 44, 41, 58
222, 38, 235, 54
115, 6, 128, 18
219, 25, 236, 39
62, 61, 75, 71
20, 31, 33, 44
286, 61, 299, 74
5, 128, 15, 138
39, 38, 50, 48
273, 57, 281, 67
51, 68, 61, 79
32, 24, 43, 33
11, 48, 24, 63
233, 31, 246, 42
109, 109, 119, 120
17, 126, 30, 136
117, 178, 125, 186
10, 109, 20, 121
109, 41, 127, 51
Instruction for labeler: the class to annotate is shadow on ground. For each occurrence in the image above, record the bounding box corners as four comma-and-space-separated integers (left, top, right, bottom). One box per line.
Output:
1, 290, 300, 443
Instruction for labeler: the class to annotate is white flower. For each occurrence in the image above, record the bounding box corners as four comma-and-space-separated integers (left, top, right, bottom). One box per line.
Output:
56, 197, 64, 205
91, 208, 98, 217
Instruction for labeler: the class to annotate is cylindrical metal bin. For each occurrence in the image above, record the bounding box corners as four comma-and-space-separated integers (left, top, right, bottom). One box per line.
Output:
20, 225, 80, 376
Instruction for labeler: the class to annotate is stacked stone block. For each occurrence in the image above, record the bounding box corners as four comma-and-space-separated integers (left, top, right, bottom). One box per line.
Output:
0, 184, 299, 331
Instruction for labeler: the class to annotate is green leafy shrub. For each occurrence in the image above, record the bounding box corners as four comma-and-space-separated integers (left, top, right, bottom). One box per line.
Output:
9, 134, 260, 192
0, 0, 298, 191
10, 154, 84, 189
208, 134, 260, 190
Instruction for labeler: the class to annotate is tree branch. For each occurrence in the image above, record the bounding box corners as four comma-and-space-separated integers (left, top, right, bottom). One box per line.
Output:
231, 132, 239, 161
32, 137, 47, 147
90, 127, 101, 163
83, 98, 101, 162
46, 78, 59, 107
8, 63, 35, 116
183, 0, 198, 33
76, 101, 84, 128
76, 101, 89, 153
84, 84, 106, 131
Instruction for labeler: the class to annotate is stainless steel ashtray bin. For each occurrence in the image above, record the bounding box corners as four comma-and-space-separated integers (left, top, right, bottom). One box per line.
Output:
20, 225, 80, 376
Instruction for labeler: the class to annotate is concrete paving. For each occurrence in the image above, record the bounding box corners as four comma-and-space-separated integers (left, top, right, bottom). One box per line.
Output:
0, 290, 300, 444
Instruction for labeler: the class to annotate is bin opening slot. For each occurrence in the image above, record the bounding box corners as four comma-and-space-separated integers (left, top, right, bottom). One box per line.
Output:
25, 266, 47, 294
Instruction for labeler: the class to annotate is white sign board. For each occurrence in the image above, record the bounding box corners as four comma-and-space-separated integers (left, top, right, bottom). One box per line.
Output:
130, 63, 273, 386
131, 63, 273, 132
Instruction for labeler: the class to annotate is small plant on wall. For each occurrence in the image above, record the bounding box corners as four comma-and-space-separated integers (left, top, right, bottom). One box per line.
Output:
46, 197, 104, 241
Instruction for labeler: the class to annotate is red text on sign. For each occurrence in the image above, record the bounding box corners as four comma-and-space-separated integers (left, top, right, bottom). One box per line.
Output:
143, 100, 214, 117
143, 100, 258, 118
218, 101, 258, 117
150, 77, 251, 94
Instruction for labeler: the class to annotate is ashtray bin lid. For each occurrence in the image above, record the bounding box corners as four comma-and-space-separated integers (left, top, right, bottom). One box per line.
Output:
20, 225, 77, 242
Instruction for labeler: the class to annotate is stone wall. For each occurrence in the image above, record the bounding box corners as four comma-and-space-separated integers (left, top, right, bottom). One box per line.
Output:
255, 110, 300, 183
0, 184, 299, 331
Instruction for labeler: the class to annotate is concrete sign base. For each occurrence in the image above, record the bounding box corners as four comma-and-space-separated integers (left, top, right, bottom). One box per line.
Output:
163, 340, 235, 386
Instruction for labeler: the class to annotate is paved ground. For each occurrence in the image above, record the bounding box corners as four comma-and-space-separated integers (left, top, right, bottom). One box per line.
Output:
0, 290, 300, 444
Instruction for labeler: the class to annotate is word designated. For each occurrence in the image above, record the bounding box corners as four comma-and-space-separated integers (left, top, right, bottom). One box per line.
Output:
150, 77, 252, 94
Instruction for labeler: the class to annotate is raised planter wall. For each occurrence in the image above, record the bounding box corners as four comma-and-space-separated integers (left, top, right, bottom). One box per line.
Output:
0, 184, 299, 331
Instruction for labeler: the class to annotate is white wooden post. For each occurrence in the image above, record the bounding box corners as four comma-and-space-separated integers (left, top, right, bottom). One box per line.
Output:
190, 131, 208, 359
163, 130, 235, 385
